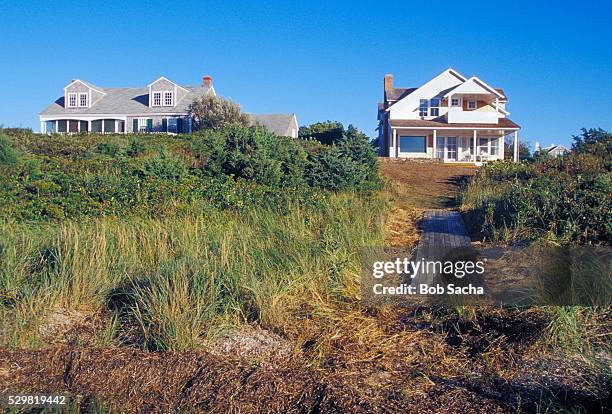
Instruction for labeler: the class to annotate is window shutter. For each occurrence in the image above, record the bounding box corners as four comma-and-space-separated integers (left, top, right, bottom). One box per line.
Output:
162, 118, 168, 132
177, 118, 183, 133
147, 119, 153, 132
133, 119, 138, 133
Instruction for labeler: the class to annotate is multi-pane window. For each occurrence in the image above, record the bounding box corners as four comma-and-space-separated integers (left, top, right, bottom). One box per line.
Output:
78, 93, 88, 107
419, 99, 428, 117
164, 91, 173, 106
468, 100, 477, 110
429, 98, 440, 117
68, 93, 77, 108
451, 98, 460, 106
138, 118, 148, 132
153, 92, 162, 106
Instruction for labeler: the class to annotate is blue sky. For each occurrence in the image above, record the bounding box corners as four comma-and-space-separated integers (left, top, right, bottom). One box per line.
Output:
1, 0, 610, 148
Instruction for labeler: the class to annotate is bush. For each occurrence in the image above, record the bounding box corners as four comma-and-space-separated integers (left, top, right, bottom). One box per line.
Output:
460, 129, 611, 245
0, 133, 19, 166
189, 95, 250, 131
142, 146, 188, 180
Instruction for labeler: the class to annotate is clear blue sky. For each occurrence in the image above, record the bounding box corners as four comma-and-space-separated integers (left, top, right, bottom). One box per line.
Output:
1, 0, 611, 148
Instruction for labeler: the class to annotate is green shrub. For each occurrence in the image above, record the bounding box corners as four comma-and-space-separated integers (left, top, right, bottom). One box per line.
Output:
460, 129, 611, 245
0, 133, 19, 166
142, 146, 187, 180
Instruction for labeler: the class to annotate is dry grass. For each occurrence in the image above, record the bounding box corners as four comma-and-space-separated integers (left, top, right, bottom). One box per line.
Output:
0, 160, 609, 413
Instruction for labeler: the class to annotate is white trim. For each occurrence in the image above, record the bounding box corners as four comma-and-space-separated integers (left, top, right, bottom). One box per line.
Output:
147, 76, 189, 93
67, 92, 77, 108
385, 68, 467, 112
390, 126, 519, 131
40, 113, 184, 121
78, 92, 88, 108
163, 90, 174, 107
152, 91, 162, 106
63, 79, 106, 95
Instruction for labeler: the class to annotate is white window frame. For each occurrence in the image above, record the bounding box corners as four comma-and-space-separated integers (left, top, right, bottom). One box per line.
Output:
78, 92, 88, 107
152, 91, 162, 106
67, 92, 77, 108
468, 100, 477, 110
451, 97, 461, 107
163, 91, 174, 106
138, 118, 148, 132
429, 98, 440, 117
419, 99, 428, 117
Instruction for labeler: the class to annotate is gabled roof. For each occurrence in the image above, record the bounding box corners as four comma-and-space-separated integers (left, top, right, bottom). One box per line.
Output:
443, 76, 505, 98
248, 113, 297, 136
385, 88, 417, 101
40, 84, 215, 116
147, 76, 189, 93
64, 79, 106, 95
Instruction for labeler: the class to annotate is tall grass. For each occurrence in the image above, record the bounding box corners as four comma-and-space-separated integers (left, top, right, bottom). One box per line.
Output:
0, 193, 384, 351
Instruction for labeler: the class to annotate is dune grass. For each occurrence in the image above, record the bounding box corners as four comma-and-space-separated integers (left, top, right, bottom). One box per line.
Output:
0, 193, 384, 351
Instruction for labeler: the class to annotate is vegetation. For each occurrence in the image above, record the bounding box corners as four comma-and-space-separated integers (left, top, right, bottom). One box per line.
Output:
0, 126, 383, 350
188, 95, 250, 131
0, 126, 380, 221
461, 128, 611, 245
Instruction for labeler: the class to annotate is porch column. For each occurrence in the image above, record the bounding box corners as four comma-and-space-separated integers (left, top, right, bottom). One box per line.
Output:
473, 130, 477, 162
432, 129, 437, 159
513, 130, 519, 162
87, 120, 91, 133
40, 121, 45, 134
391, 128, 397, 158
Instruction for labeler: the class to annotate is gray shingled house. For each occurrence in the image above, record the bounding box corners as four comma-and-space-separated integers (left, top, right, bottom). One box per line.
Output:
39, 75, 298, 137
249, 114, 298, 138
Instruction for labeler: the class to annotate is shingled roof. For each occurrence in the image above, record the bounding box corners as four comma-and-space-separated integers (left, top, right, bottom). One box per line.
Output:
390, 118, 520, 129
248, 113, 297, 137
40, 85, 214, 116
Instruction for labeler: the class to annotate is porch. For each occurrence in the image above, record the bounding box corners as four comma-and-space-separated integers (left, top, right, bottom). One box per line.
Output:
388, 127, 520, 163
40, 118, 127, 134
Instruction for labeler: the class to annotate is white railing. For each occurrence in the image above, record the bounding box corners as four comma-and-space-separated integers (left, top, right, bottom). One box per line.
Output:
447, 110, 498, 124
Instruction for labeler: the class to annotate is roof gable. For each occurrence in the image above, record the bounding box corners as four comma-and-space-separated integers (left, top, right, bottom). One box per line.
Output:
445, 76, 504, 98
147, 76, 189, 93
64, 79, 105, 95
386, 68, 466, 113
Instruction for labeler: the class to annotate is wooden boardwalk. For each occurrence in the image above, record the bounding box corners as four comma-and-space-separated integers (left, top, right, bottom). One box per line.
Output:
412, 210, 472, 286
418, 210, 471, 248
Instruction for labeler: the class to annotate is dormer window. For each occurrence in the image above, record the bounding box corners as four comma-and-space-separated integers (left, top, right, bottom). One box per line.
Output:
152, 92, 162, 106
468, 100, 477, 110
451, 98, 460, 106
78, 93, 88, 107
164, 91, 174, 106
67, 93, 77, 108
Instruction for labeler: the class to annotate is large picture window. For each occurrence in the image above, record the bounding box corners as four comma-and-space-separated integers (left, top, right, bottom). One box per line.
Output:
399, 136, 426, 153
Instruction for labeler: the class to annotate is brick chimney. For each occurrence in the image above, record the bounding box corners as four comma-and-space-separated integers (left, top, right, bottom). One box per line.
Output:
202, 75, 213, 87
384, 74, 393, 91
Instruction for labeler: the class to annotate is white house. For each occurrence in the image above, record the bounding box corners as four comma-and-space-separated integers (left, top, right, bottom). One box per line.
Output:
377, 68, 521, 163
